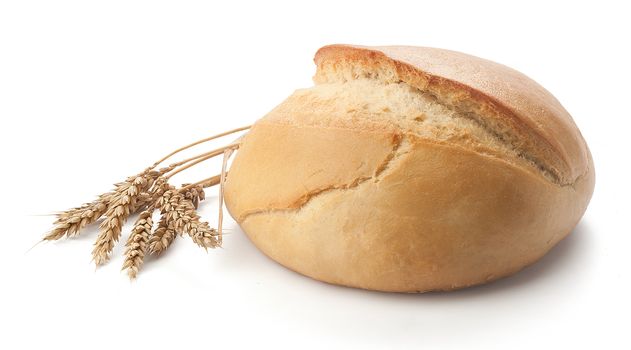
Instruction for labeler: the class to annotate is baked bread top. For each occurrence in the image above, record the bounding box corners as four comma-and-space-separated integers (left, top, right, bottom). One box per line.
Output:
226, 45, 593, 222
309, 44, 589, 185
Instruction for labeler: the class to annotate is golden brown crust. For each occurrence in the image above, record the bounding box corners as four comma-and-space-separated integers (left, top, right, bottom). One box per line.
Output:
225, 121, 402, 221
233, 134, 593, 292
314, 44, 589, 184
224, 45, 595, 292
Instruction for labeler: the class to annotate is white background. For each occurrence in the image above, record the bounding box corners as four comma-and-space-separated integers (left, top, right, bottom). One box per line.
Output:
1, 1, 629, 349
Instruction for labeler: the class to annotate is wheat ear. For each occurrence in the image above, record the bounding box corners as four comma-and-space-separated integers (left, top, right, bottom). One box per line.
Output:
92, 175, 147, 265
148, 217, 178, 255
178, 198, 219, 250
147, 183, 178, 255
121, 209, 153, 279
46, 170, 158, 241
46, 188, 117, 240
148, 184, 211, 254
44, 126, 248, 279
182, 183, 205, 209
44, 201, 109, 241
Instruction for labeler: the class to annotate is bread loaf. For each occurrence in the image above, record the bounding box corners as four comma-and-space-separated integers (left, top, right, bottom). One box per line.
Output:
224, 45, 595, 292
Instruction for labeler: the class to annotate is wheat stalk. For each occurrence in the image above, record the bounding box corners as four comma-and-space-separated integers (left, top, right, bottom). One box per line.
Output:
151, 125, 251, 168
44, 126, 249, 279
218, 145, 237, 245
121, 209, 153, 279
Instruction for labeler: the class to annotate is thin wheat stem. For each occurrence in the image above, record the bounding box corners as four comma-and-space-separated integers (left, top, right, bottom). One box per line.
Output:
165, 144, 239, 180
218, 147, 236, 244
170, 145, 231, 167
151, 125, 250, 169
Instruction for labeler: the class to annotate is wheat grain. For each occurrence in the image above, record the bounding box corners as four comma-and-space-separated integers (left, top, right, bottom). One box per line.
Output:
133, 192, 152, 211
182, 183, 205, 209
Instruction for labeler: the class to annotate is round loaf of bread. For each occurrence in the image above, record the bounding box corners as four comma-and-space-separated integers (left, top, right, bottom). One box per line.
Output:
224, 45, 595, 292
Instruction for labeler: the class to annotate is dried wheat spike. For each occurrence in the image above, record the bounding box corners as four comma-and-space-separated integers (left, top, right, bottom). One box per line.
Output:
147, 184, 210, 255
182, 183, 205, 209
147, 217, 177, 255
92, 175, 147, 265
163, 192, 187, 233
177, 199, 220, 250
44, 127, 249, 278
185, 218, 219, 250
47, 170, 161, 241
121, 209, 153, 279
147, 184, 178, 255
133, 192, 152, 210
44, 201, 109, 241
54, 199, 104, 225
47, 190, 114, 240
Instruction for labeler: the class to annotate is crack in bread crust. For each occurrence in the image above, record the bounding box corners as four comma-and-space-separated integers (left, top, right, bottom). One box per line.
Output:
313, 48, 581, 184
237, 136, 409, 223
236, 131, 587, 224
414, 86, 561, 183
269, 78, 561, 184
315, 76, 562, 184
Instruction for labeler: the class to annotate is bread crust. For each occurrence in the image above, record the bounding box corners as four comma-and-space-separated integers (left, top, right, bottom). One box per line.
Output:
315, 45, 589, 184
224, 45, 595, 292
